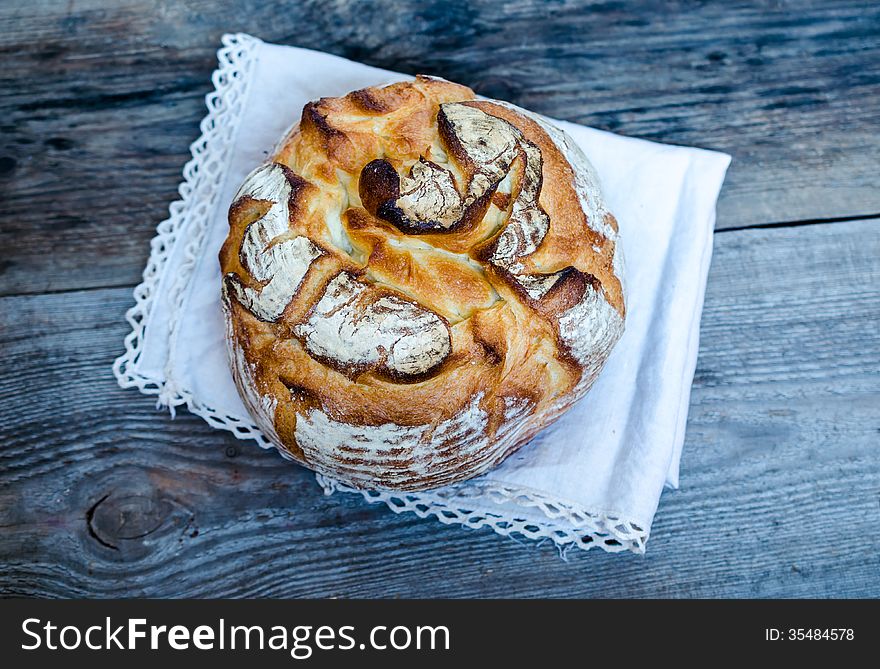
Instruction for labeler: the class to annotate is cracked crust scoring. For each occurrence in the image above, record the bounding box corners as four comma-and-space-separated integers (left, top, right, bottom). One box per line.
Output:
293, 272, 451, 378
219, 75, 625, 491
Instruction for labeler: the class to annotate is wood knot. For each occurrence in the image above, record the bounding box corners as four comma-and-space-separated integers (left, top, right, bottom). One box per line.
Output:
86, 492, 171, 552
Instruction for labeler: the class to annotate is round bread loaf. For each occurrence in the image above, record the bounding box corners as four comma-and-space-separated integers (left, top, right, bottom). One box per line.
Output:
219, 75, 625, 490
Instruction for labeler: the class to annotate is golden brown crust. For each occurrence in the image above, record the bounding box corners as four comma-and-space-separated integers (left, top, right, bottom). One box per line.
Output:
220, 75, 625, 490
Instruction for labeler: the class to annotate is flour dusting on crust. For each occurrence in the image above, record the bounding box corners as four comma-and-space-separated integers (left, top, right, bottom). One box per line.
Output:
294, 392, 540, 489
294, 394, 486, 487
226, 163, 323, 322
395, 158, 463, 229
441, 104, 566, 296
558, 281, 624, 392
293, 272, 451, 377
495, 100, 618, 242
222, 299, 283, 444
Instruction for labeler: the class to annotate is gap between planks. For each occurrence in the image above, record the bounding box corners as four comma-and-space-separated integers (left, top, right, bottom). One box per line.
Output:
716, 211, 880, 234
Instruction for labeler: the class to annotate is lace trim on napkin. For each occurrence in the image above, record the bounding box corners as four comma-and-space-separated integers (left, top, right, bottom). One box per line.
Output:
112, 33, 649, 555
316, 476, 646, 554
112, 33, 261, 402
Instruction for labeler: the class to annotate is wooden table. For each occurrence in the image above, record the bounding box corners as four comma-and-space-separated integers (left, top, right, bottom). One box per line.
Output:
1, 0, 878, 598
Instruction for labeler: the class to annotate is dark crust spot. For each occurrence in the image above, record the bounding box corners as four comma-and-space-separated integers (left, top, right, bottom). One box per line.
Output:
475, 337, 503, 365
279, 377, 319, 404
359, 158, 400, 216
222, 272, 239, 299
541, 268, 597, 312
276, 162, 313, 192
489, 265, 597, 317
471, 233, 499, 263
348, 88, 390, 113
378, 201, 450, 235
302, 101, 342, 139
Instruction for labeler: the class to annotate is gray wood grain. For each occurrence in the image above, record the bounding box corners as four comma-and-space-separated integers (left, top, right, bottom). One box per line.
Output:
1, 0, 879, 295
2, 219, 878, 598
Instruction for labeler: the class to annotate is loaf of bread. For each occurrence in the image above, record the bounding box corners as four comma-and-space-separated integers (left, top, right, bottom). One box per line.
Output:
219, 76, 625, 490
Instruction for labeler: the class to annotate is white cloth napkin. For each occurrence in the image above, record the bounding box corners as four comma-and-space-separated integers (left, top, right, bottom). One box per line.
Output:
114, 34, 730, 554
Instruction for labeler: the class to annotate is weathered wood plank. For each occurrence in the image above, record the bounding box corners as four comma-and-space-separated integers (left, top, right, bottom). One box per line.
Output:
1, 0, 879, 295
1, 219, 878, 598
